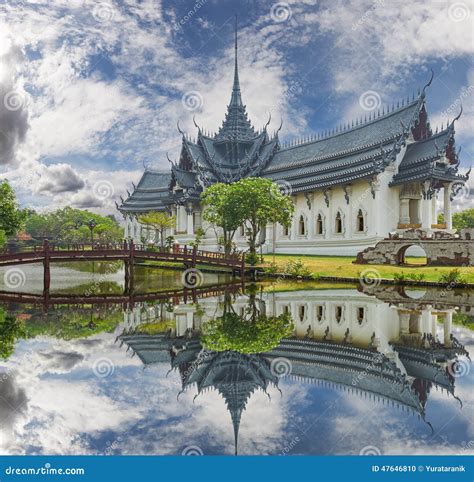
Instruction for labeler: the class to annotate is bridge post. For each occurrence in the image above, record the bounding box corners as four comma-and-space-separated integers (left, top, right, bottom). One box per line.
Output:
240, 253, 245, 279
124, 240, 135, 294
43, 239, 50, 295
192, 245, 197, 268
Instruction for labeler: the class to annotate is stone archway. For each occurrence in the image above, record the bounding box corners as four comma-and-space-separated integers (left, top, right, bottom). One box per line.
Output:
355, 229, 473, 266
396, 244, 428, 266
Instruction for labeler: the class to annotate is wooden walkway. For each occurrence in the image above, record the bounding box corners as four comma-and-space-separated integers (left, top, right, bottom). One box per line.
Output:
0, 281, 243, 312
0, 240, 246, 293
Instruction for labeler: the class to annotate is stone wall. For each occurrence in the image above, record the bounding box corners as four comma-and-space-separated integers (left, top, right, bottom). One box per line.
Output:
355, 229, 474, 266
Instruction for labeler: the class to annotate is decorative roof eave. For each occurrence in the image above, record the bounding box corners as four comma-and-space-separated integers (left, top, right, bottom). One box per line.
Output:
389, 170, 467, 187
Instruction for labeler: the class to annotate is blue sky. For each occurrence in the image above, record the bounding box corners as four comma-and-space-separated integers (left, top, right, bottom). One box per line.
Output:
0, 0, 472, 214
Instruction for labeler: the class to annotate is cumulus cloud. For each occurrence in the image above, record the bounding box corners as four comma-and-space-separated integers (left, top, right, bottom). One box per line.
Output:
0, 40, 28, 165
0, 0, 471, 213
37, 350, 84, 373
35, 163, 85, 194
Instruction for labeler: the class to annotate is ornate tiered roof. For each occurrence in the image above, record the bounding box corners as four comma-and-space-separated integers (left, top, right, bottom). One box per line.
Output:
117, 328, 467, 452
390, 121, 469, 189
118, 171, 172, 213
118, 24, 468, 215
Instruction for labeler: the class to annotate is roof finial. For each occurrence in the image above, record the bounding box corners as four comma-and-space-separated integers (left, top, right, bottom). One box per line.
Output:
230, 14, 243, 108
453, 104, 463, 122
421, 69, 434, 98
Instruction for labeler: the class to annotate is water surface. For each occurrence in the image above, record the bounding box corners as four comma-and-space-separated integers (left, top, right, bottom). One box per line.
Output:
0, 264, 472, 456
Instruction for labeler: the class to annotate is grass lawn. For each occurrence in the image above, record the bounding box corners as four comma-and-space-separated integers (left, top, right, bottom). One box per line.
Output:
260, 254, 474, 284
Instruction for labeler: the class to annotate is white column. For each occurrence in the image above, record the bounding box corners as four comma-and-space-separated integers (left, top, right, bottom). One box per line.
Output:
399, 198, 410, 224
124, 216, 129, 238
187, 311, 194, 330
421, 198, 432, 229
186, 209, 193, 235
431, 313, 437, 338
399, 312, 410, 335
178, 206, 187, 232
137, 217, 142, 243
444, 311, 452, 347
444, 184, 452, 229
431, 194, 437, 226
421, 310, 431, 335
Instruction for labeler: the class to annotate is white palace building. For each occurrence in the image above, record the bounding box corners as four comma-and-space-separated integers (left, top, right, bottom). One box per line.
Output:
118, 29, 469, 256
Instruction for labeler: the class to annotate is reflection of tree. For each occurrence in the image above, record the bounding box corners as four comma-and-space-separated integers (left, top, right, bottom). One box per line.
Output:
9, 306, 123, 341
0, 309, 26, 360
202, 289, 293, 354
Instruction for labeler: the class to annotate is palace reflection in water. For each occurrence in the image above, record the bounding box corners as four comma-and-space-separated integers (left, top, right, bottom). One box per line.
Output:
0, 277, 472, 456
117, 284, 471, 455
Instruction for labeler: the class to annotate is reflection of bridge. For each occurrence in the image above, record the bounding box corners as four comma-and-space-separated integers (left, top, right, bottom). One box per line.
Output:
0, 240, 246, 292
0, 282, 243, 312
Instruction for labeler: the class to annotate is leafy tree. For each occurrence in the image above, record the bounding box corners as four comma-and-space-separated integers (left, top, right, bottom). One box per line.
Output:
201, 183, 242, 255
0, 309, 26, 360
202, 288, 294, 354
228, 178, 294, 264
438, 208, 474, 231
138, 211, 176, 248
0, 180, 24, 236
0, 230, 6, 249
202, 311, 293, 354
24, 207, 123, 243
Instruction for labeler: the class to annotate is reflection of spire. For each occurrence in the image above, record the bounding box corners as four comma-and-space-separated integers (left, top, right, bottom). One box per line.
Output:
179, 350, 278, 455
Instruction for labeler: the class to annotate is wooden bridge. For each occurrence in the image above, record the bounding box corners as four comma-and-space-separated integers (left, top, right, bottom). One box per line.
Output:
0, 281, 244, 312
0, 240, 246, 293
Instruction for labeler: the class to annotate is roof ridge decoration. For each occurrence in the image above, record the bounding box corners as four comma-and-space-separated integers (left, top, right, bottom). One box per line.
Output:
279, 97, 421, 151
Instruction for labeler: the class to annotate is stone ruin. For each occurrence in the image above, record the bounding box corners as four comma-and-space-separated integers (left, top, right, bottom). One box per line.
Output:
355, 229, 474, 266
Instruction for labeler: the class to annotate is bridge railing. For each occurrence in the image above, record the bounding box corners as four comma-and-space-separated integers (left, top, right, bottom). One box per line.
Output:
1, 240, 245, 268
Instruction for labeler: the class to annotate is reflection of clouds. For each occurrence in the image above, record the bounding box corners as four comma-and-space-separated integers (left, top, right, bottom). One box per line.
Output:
37, 350, 84, 373
1, 323, 473, 455
325, 380, 474, 455
0, 376, 28, 454
0, 331, 303, 455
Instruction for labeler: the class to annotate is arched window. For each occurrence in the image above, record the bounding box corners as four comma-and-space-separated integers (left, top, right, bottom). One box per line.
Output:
335, 306, 343, 323
357, 307, 365, 324
298, 215, 306, 235
283, 224, 289, 236
298, 305, 306, 322
316, 213, 324, 234
357, 209, 365, 232
335, 211, 343, 233
316, 305, 324, 322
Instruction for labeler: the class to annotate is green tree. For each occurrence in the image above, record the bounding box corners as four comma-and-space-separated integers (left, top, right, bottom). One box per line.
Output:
138, 211, 176, 248
0, 309, 26, 360
438, 208, 474, 231
0, 180, 24, 236
0, 230, 6, 249
24, 207, 123, 243
201, 183, 242, 255
201, 291, 294, 354
228, 178, 294, 264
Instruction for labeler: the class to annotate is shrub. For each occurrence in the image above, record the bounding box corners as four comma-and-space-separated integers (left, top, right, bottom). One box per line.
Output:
406, 272, 425, 282
245, 251, 260, 266
393, 272, 406, 282
264, 262, 281, 274
439, 269, 466, 285
283, 258, 311, 277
